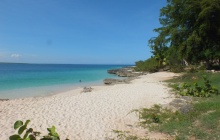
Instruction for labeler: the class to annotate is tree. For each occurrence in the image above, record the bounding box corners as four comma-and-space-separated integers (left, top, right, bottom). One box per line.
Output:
150, 0, 220, 66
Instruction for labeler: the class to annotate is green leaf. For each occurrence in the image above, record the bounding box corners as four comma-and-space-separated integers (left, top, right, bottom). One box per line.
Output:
9, 135, 21, 140
47, 126, 59, 137
29, 135, 36, 140
23, 128, 33, 139
23, 128, 34, 139
27, 128, 33, 133
41, 135, 60, 140
23, 133, 28, 139
24, 120, 31, 126
18, 125, 27, 135
14, 120, 23, 130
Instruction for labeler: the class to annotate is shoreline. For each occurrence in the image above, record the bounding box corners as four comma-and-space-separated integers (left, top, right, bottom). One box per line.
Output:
0, 64, 127, 100
0, 72, 179, 139
0, 79, 110, 100
0, 66, 132, 100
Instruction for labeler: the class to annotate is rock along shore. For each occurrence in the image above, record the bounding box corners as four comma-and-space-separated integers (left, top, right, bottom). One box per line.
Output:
104, 66, 144, 85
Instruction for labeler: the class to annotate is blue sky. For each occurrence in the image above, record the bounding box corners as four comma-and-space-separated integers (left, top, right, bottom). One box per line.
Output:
0, 0, 166, 64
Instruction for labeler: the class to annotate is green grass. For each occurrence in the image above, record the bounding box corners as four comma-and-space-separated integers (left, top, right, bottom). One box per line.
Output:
136, 97, 220, 139
135, 72, 220, 140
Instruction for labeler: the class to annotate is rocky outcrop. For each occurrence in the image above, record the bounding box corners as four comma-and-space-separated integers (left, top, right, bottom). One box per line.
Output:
103, 77, 137, 85
104, 67, 143, 85
103, 78, 126, 85
108, 67, 143, 77
107, 69, 120, 74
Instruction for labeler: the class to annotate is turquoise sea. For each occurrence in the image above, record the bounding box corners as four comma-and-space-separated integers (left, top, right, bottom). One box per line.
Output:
0, 64, 128, 99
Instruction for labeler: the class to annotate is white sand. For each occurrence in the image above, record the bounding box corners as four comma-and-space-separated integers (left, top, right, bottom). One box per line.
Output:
0, 72, 178, 140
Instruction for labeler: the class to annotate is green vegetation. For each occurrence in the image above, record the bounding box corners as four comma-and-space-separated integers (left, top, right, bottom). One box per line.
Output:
136, 0, 220, 72
112, 130, 143, 140
135, 58, 159, 72
112, 72, 220, 139
132, 72, 220, 140
173, 76, 219, 97
168, 72, 220, 90
136, 98, 220, 140
9, 120, 69, 140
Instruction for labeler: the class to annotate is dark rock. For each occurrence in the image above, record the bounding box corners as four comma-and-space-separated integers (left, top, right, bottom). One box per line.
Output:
169, 99, 187, 109
108, 67, 142, 77
103, 78, 125, 85
180, 96, 193, 102
168, 96, 194, 114
179, 104, 193, 114
107, 69, 120, 74
82, 87, 93, 93
0, 99, 9, 101
116, 70, 133, 77
170, 99, 185, 105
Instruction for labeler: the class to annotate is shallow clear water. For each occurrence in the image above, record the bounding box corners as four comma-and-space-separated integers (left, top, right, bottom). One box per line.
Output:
0, 64, 127, 99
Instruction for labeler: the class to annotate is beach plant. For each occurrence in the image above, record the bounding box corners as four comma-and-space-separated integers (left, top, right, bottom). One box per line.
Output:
175, 76, 219, 97
9, 120, 65, 140
112, 130, 148, 140
135, 105, 172, 126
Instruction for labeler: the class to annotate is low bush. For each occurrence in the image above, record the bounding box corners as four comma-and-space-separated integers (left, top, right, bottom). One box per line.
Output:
174, 76, 219, 97
132, 105, 168, 127
170, 65, 184, 73
135, 58, 159, 72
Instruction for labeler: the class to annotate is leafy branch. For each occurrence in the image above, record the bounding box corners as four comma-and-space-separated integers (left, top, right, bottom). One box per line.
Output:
9, 120, 69, 140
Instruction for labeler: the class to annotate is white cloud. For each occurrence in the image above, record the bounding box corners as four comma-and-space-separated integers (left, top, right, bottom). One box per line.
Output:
11, 54, 22, 58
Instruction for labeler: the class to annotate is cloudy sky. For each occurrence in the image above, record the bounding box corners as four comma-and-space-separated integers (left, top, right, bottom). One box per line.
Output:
0, 0, 166, 64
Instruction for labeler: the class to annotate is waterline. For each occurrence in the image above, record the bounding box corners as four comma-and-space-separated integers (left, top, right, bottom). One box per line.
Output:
0, 64, 127, 99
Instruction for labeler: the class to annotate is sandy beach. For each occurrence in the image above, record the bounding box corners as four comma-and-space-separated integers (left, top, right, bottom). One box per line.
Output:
0, 72, 178, 140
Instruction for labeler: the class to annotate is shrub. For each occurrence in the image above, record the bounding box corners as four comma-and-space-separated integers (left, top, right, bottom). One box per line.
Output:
170, 65, 184, 73
175, 77, 219, 97
135, 58, 159, 72
188, 67, 198, 73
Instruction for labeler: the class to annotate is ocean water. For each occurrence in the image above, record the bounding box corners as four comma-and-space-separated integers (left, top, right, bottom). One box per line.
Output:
0, 64, 127, 99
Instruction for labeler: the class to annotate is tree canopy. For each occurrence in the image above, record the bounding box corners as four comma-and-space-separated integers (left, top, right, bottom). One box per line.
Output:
150, 0, 220, 66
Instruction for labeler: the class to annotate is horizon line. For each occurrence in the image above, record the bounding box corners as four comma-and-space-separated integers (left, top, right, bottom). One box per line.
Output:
0, 62, 134, 65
